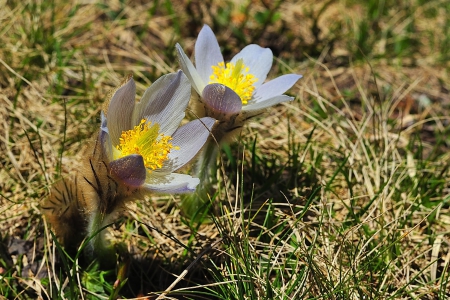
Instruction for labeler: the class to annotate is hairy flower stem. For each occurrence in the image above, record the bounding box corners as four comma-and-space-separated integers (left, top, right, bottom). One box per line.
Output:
86, 210, 116, 266
180, 139, 219, 221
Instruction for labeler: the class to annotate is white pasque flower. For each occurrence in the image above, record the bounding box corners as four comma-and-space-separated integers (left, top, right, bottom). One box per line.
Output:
176, 24, 302, 115
100, 70, 215, 194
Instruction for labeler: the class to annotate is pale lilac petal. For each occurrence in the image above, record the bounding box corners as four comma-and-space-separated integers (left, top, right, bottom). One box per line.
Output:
142, 173, 200, 193
202, 84, 242, 115
243, 95, 294, 112
195, 25, 224, 84
110, 154, 146, 188
252, 74, 302, 102
132, 71, 190, 136
100, 112, 113, 161
107, 79, 136, 146
230, 45, 273, 88
157, 117, 215, 172
176, 43, 205, 95
101, 111, 108, 134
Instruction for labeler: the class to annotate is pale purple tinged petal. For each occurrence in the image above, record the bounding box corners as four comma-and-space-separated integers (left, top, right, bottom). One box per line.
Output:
107, 78, 136, 146
133, 71, 190, 136
242, 95, 294, 112
142, 173, 200, 194
202, 84, 242, 115
195, 25, 224, 85
100, 112, 113, 161
110, 154, 146, 188
252, 74, 302, 102
158, 117, 216, 172
176, 43, 205, 95
100, 111, 108, 134
230, 45, 273, 88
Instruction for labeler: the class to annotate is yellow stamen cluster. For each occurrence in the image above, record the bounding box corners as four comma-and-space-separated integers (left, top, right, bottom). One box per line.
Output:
209, 59, 258, 105
116, 119, 178, 171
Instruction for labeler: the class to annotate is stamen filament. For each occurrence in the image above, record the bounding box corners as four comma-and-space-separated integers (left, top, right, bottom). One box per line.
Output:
209, 59, 258, 105
115, 119, 177, 171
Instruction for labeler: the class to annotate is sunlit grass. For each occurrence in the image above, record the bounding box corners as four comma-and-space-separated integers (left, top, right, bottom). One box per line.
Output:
0, 0, 449, 299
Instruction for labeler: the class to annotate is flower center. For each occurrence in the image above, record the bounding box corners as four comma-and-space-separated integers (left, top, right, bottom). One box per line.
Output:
115, 119, 177, 171
209, 59, 258, 105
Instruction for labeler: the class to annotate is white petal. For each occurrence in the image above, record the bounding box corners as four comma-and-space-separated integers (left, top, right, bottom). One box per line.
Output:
107, 78, 136, 146
158, 117, 216, 172
195, 25, 224, 85
242, 95, 294, 112
252, 74, 302, 102
133, 71, 190, 136
100, 112, 113, 161
142, 173, 200, 194
176, 43, 205, 95
230, 44, 273, 88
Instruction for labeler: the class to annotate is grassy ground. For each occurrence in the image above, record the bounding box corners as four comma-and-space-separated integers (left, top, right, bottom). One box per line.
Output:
1, 0, 449, 299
